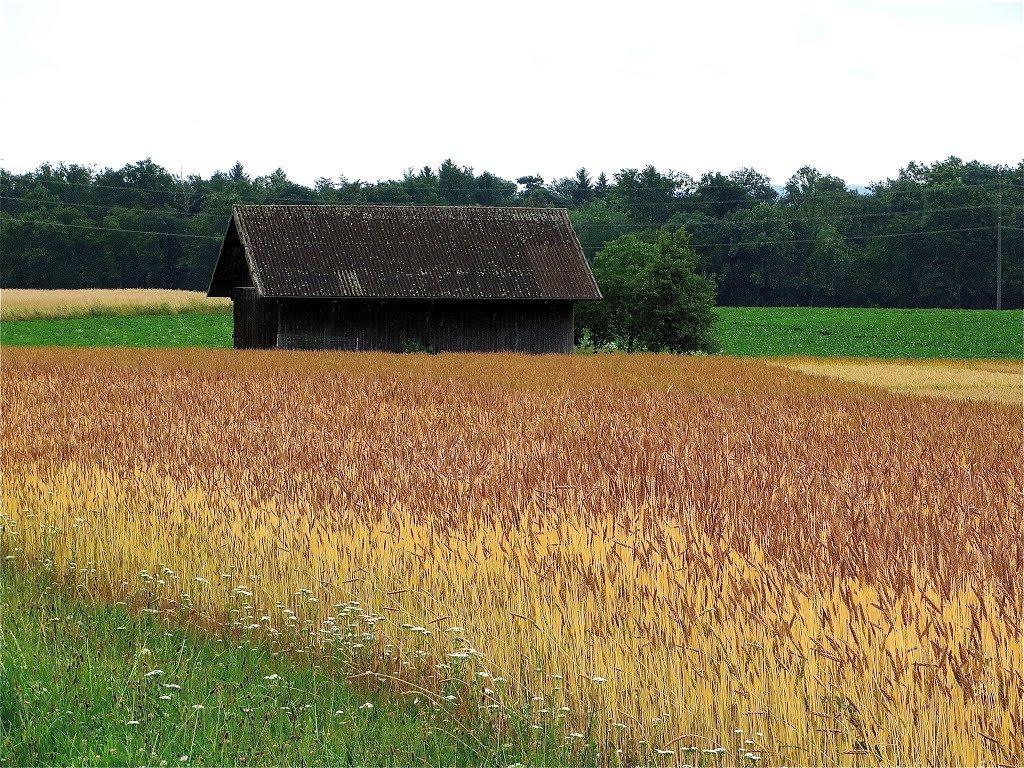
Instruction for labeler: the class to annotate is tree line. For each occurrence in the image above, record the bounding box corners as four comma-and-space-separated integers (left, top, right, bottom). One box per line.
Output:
1, 156, 1021, 309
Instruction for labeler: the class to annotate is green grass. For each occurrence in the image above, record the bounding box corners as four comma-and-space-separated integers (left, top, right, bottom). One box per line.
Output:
0, 564, 601, 767
1, 307, 1020, 358
0, 314, 232, 349
713, 307, 1022, 358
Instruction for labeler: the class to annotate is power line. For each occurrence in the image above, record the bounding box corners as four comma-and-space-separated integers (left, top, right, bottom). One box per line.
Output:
0, 195, 200, 218
0, 192, 1011, 224
0, 194, 989, 218
0, 217, 998, 248
692, 226, 997, 249
0, 218, 222, 240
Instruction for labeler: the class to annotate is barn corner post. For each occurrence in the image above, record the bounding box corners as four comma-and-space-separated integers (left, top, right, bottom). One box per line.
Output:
208, 205, 601, 353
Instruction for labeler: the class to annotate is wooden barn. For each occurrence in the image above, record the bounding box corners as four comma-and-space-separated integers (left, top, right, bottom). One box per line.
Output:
207, 205, 601, 353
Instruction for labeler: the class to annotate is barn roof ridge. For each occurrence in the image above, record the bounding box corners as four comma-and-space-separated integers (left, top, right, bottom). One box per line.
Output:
230, 203, 572, 209
208, 204, 601, 301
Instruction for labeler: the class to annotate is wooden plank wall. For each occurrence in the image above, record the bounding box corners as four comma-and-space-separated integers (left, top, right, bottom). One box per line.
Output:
232, 288, 277, 349
277, 299, 575, 353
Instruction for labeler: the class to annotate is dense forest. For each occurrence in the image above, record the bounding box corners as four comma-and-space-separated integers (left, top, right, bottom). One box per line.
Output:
1, 157, 1021, 309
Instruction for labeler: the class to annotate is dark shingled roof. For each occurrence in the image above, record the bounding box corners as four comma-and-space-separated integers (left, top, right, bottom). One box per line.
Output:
208, 205, 601, 300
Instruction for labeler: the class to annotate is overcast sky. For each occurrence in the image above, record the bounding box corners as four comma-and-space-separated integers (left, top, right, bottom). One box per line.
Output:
1, 0, 1020, 189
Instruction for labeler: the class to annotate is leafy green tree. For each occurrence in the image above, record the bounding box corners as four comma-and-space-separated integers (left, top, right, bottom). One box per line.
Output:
515, 175, 567, 208
569, 167, 593, 206
569, 201, 633, 261
782, 166, 851, 232
253, 168, 307, 203
728, 167, 778, 205
579, 229, 716, 352
637, 229, 717, 352
781, 166, 860, 306
367, 181, 415, 205
516, 175, 544, 191
798, 223, 851, 306
438, 160, 476, 205
474, 171, 517, 206
609, 166, 688, 227
1, 155, 1019, 307
104, 207, 161, 287
865, 157, 1022, 308
182, 211, 225, 289
577, 235, 649, 349
228, 162, 249, 183
96, 159, 178, 211
691, 172, 752, 218
716, 205, 796, 305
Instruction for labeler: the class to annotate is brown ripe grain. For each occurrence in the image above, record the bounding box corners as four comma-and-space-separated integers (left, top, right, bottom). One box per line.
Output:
0, 288, 230, 320
1, 348, 1020, 765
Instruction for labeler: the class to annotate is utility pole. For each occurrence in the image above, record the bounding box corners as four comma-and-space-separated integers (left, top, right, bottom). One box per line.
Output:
996, 183, 1002, 310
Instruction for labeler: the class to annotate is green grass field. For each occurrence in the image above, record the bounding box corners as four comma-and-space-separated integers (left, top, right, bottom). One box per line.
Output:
0, 565, 585, 767
715, 307, 1022, 358
0, 314, 232, 349
0, 307, 1021, 358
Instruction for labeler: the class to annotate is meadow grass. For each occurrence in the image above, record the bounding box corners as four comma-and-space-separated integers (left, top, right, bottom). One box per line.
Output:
0, 562, 606, 768
714, 306, 1023, 358
1, 303, 1020, 358
0, 314, 232, 349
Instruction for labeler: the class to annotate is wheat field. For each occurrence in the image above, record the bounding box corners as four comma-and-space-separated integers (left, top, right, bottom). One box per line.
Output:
0, 289, 230, 321
1, 348, 1020, 766
779, 358, 1023, 405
